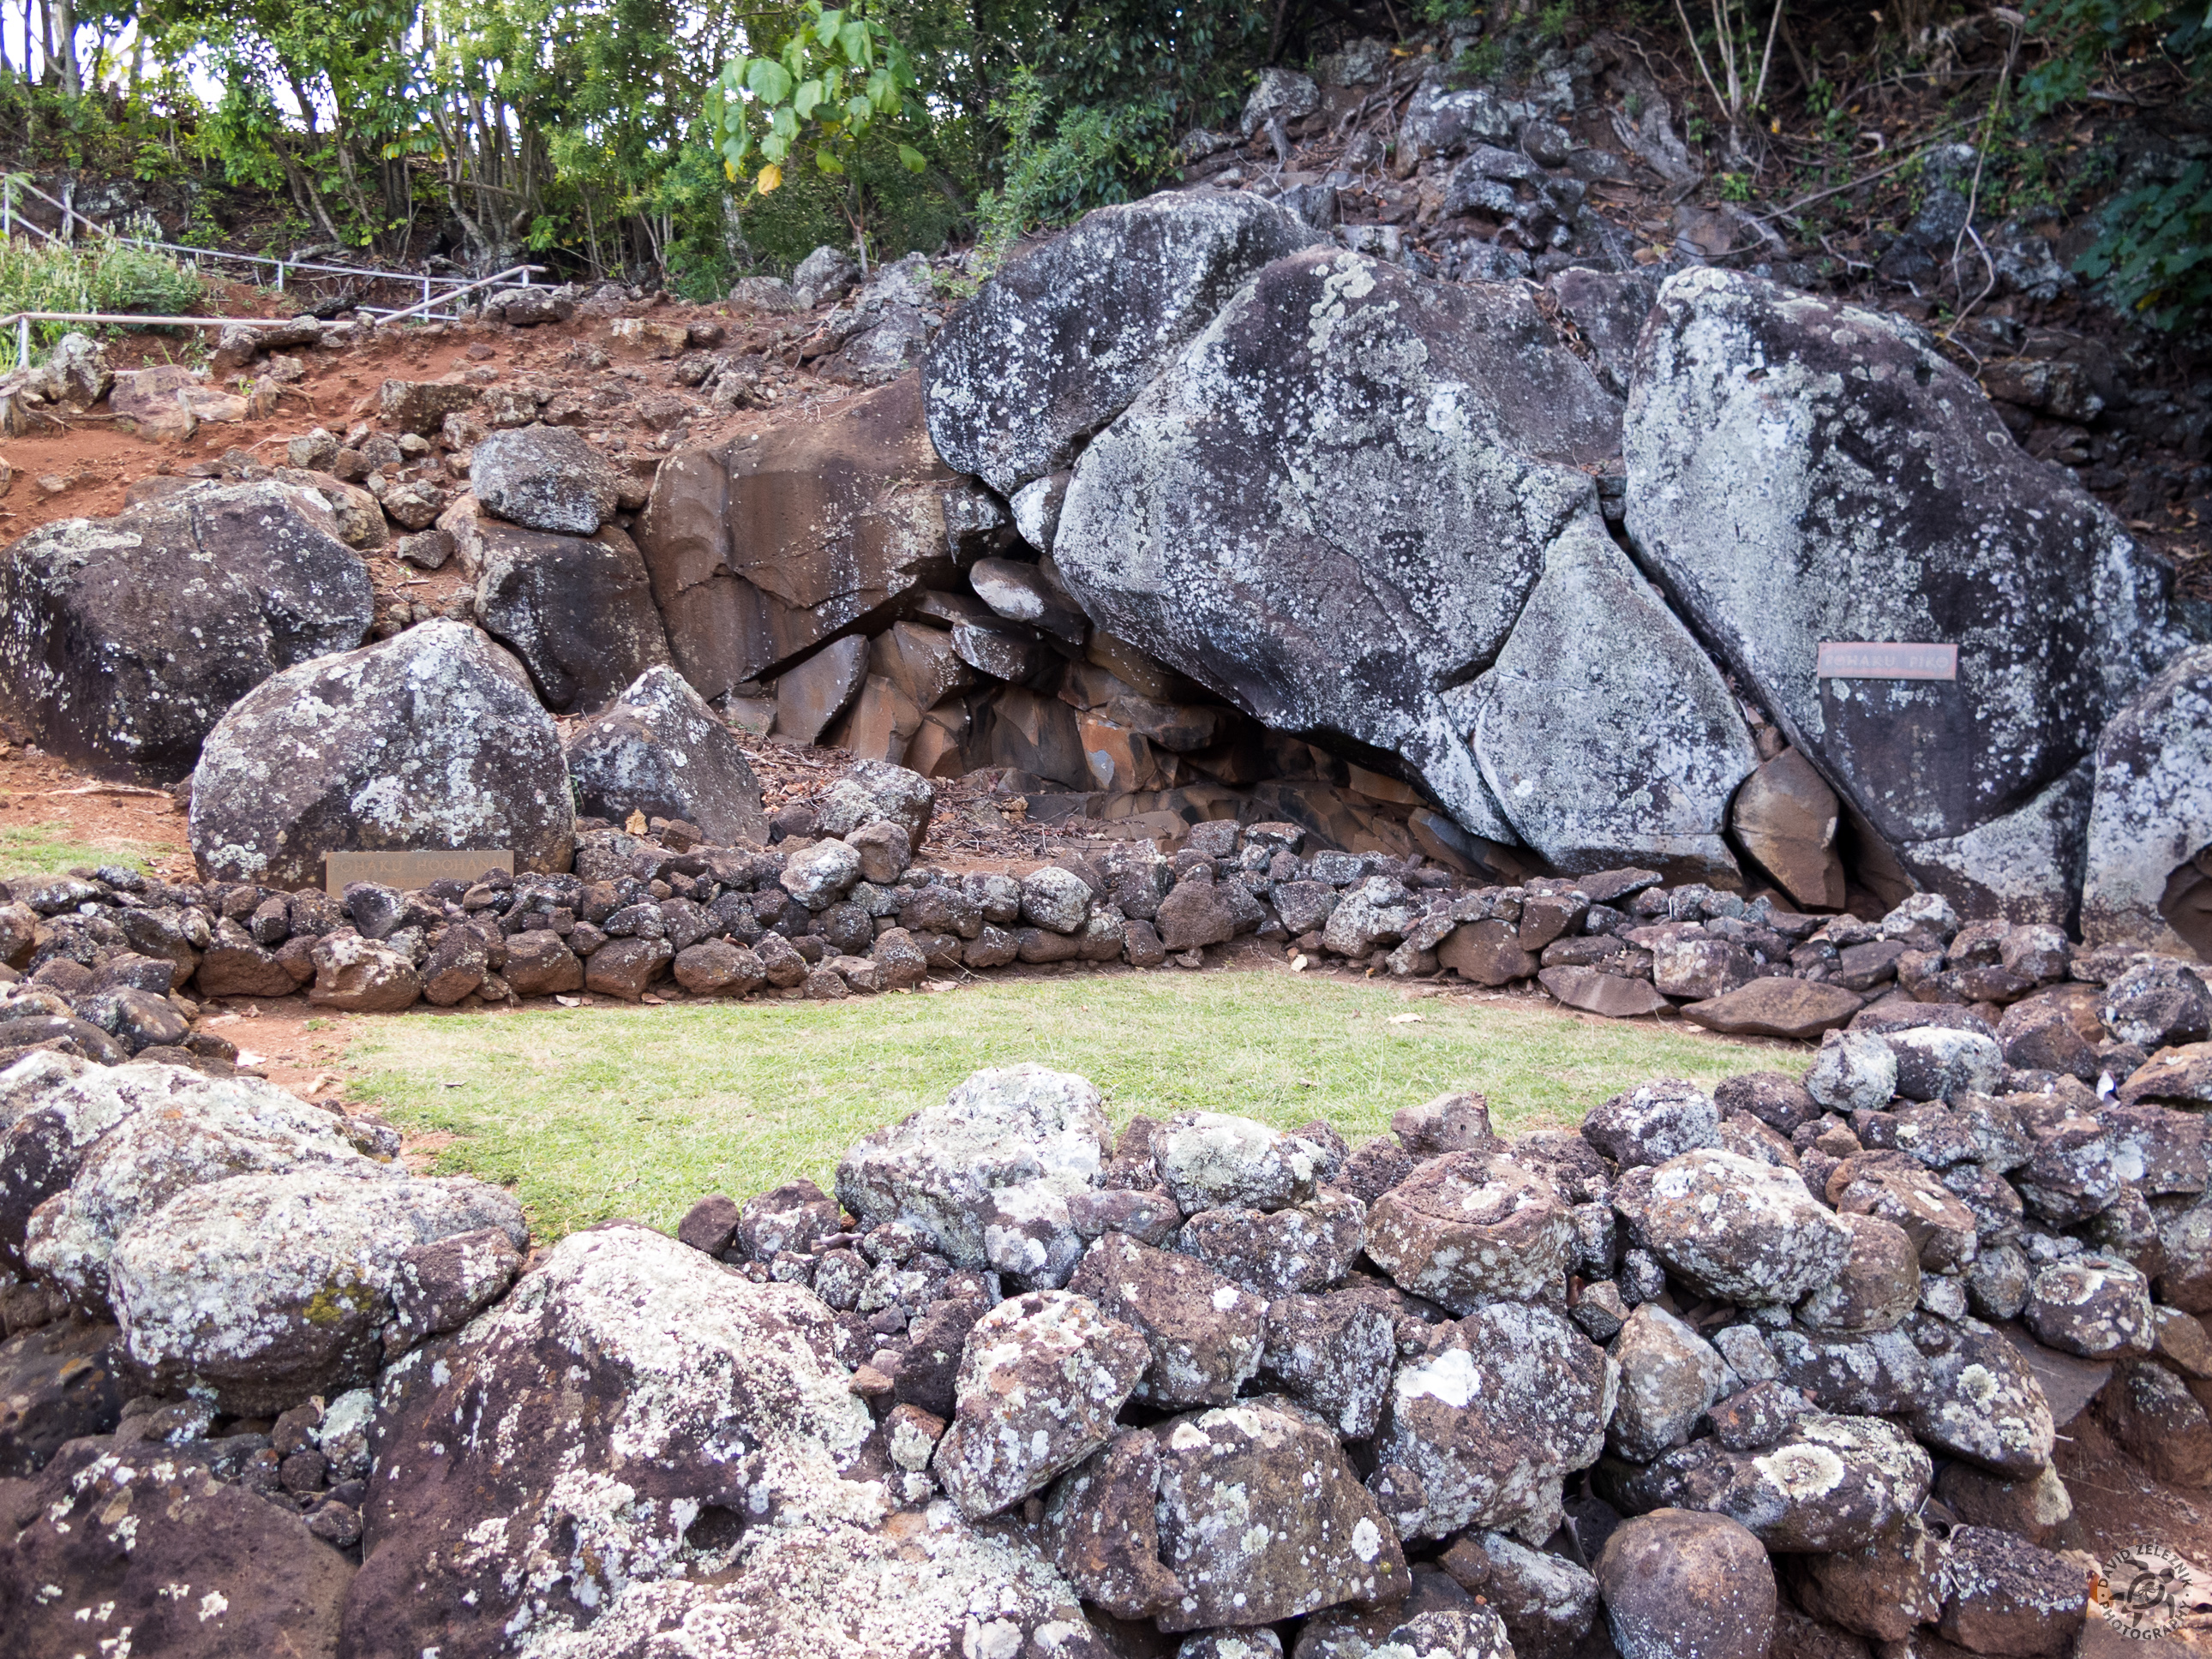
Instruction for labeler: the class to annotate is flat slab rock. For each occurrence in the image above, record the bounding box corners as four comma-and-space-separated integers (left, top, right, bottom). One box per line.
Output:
1682, 978, 1865, 1040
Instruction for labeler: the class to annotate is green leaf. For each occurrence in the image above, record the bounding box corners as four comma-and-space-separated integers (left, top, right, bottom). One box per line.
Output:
846, 93, 872, 125
770, 105, 799, 140
897, 143, 926, 174
794, 78, 823, 118
817, 147, 845, 174
746, 59, 793, 103
762, 130, 790, 162
815, 9, 843, 46
839, 21, 872, 65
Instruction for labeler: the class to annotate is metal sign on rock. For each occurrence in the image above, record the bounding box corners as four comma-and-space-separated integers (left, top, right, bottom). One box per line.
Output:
1815, 642, 1959, 681
325, 849, 514, 897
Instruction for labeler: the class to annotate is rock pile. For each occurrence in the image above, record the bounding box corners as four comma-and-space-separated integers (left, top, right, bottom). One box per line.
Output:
15, 749, 2212, 1056
9, 1038, 2181, 1656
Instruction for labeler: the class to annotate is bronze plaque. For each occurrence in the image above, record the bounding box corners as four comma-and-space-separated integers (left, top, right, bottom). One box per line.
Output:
325, 849, 514, 898
1815, 642, 1958, 680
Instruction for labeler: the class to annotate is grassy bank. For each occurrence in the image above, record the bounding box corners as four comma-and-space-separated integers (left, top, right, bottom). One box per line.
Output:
346, 971, 1786, 1238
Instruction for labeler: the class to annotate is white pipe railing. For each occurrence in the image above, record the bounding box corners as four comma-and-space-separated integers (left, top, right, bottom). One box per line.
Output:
0, 174, 540, 299
371, 263, 543, 327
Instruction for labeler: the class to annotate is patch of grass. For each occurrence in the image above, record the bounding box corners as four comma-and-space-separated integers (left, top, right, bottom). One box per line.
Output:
0, 821, 154, 880
0, 236, 207, 368
345, 973, 1788, 1240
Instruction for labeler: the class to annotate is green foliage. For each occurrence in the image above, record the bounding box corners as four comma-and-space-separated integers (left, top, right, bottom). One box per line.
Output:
970, 66, 1175, 267
2015, 0, 2212, 330
0, 235, 204, 352
709, 2, 927, 192
2079, 159, 2212, 331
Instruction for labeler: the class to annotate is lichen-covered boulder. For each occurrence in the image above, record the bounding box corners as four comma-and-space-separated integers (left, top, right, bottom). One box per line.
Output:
0, 482, 373, 782
564, 663, 767, 846
1156, 1111, 1331, 1213
1151, 1397, 1409, 1631
1068, 1231, 1268, 1407
1043, 1429, 1185, 1620
108, 1165, 525, 1412
836, 1065, 1110, 1280
932, 1288, 1149, 1518
1795, 1212, 1921, 1335
1377, 1300, 1617, 1542
1624, 267, 2176, 919
1637, 1149, 1852, 1305
472, 518, 673, 714
469, 422, 620, 535
1605, 1412, 1933, 1552
1178, 1190, 1366, 1296
189, 620, 573, 889
1908, 1317, 2056, 1478
0, 1435, 357, 1658
2082, 643, 2212, 955
2023, 1252, 2155, 1357
1257, 1290, 1397, 1440
1463, 516, 1758, 879
24, 1067, 394, 1312
344, 1223, 1106, 1659
1582, 1078, 1720, 1168
1, 1056, 248, 1271
924, 192, 1325, 496
1053, 248, 1622, 846
1364, 1151, 1573, 1312
1608, 1303, 1724, 1462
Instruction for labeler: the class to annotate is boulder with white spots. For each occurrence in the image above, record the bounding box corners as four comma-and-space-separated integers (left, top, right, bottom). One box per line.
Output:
1636, 1149, 1853, 1305
109, 1165, 525, 1413
343, 1223, 1109, 1659
0, 481, 373, 782
23, 1064, 396, 1312
1364, 1151, 1573, 1312
1376, 1299, 1618, 1542
1604, 1411, 1933, 1552
1624, 267, 2176, 919
1151, 1397, 1409, 1631
188, 620, 573, 889
1156, 1111, 1333, 1213
836, 1065, 1112, 1276
1607, 1303, 1725, 1463
932, 1288, 1150, 1517
1067, 1231, 1268, 1407
1052, 248, 1622, 847
2023, 1253, 2155, 1358
563, 663, 769, 847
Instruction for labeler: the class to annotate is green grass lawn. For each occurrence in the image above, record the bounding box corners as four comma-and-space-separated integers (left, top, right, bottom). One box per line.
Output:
0, 822, 158, 881
346, 971, 1789, 1239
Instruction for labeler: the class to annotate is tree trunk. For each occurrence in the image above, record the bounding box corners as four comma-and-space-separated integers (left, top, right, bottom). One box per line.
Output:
53, 0, 75, 95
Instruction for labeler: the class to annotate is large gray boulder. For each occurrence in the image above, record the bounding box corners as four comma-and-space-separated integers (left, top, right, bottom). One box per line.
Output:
1624, 268, 2176, 919
924, 192, 1325, 496
1055, 249, 1623, 844
469, 422, 620, 535
2081, 642, 2212, 956
1460, 515, 1758, 878
0, 482, 372, 782
189, 620, 575, 889
109, 1165, 525, 1412
473, 519, 672, 713
835, 1064, 1110, 1281
25, 1064, 394, 1313
563, 664, 767, 845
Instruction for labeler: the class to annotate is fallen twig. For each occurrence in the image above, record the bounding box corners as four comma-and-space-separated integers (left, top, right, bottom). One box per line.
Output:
37, 782, 171, 799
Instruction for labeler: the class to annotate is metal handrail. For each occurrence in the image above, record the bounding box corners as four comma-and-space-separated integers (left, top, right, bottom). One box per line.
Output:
0, 174, 542, 300
372, 263, 546, 326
